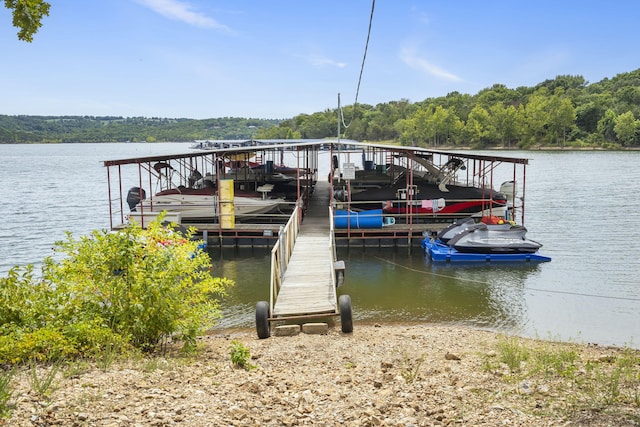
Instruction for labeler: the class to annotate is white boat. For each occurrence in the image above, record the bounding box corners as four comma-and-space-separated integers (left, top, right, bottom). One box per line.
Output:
126, 185, 285, 224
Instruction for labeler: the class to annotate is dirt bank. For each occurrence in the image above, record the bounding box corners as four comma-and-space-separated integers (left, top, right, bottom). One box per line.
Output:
3, 324, 639, 426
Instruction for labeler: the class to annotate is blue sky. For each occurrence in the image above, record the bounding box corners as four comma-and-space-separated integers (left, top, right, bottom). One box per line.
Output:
1, 1, 638, 119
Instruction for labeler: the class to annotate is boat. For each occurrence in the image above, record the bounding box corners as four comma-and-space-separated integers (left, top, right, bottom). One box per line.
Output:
332, 154, 509, 219
422, 217, 550, 262
127, 186, 286, 224
125, 161, 286, 224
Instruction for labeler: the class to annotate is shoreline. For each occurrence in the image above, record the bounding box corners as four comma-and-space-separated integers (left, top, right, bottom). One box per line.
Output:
4, 323, 639, 426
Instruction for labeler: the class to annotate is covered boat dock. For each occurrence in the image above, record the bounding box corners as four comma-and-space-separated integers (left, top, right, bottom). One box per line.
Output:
103, 139, 531, 248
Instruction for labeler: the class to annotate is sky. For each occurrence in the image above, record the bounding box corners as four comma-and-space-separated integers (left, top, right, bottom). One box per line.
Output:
1, 1, 639, 120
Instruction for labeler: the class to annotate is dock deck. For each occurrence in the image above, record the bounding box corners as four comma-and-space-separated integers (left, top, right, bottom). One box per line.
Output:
272, 181, 337, 317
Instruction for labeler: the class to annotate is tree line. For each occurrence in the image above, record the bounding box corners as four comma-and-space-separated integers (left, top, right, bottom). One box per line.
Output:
256, 68, 640, 149
0, 116, 279, 143
2, 68, 640, 148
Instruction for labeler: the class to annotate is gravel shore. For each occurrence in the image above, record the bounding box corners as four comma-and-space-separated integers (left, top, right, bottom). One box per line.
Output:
3, 323, 639, 426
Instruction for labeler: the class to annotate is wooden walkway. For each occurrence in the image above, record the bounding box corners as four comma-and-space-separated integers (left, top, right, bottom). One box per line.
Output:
272, 181, 337, 317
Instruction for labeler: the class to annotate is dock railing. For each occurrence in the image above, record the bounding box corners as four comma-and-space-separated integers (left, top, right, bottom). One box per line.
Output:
328, 205, 341, 296
269, 203, 300, 311
268, 203, 342, 318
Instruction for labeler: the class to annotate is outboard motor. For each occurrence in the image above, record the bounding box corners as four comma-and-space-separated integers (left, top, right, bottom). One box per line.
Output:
126, 187, 146, 211
188, 170, 203, 187
499, 180, 516, 204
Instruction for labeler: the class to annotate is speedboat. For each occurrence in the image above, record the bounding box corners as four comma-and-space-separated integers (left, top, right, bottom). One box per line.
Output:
333, 154, 508, 218
127, 187, 285, 223
125, 161, 286, 224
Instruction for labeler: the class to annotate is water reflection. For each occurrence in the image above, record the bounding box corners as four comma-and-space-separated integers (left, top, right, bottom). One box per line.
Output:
341, 248, 542, 332
209, 245, 544, 335
208, 247, 272, 329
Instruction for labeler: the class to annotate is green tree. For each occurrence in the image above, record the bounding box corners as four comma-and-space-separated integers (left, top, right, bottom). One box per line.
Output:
466, 105, 495, 148
547, 90, 576, 147
614, 111, 639, 146
523, 90, 550, 145
475, 84, 521, 108
4, 0, 51, 42
413, 106, 436, 146
490, 104, 520, 148
394, 117, 416, 146
430, 105, 462, 146
597, 109, 617, 143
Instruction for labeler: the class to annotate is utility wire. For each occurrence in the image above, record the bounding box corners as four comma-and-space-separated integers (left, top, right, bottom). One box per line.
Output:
341, 0, 375, 130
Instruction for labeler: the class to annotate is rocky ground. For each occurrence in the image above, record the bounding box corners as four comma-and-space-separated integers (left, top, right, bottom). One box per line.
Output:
2, 323, 639, 426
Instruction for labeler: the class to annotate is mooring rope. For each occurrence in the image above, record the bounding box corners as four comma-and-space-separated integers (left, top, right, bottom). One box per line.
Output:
374, 256, 640, 302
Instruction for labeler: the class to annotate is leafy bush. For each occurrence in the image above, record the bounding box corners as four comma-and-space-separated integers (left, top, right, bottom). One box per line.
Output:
0, 218, 234, 364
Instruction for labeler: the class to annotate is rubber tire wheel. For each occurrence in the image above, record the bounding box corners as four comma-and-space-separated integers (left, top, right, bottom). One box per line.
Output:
255, 301, 271, 339
339, 294, 353, 333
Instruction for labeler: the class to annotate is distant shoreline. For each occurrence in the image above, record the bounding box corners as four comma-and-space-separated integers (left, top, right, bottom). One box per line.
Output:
3, 141, 640, 151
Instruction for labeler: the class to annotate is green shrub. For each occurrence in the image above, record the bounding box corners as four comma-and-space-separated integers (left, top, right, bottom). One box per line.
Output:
47, 218, 234, 352
0, 327, 76, 364
0, 217, 234, 364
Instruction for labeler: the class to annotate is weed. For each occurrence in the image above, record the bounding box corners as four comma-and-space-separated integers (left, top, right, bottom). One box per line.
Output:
28, 360, 60, 399
141, 356, 175, 373
532, 346, 578, 378
497, 337, 529, 373
96, 340, 119, 372
228, 340, 256, 371
399, 352, 424, 384
0, 368, 15, 417
63, 360, 90, 379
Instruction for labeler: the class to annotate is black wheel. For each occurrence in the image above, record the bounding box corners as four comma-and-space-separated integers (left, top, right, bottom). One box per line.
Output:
256, 301, 271, 339
339, 294, 353, 333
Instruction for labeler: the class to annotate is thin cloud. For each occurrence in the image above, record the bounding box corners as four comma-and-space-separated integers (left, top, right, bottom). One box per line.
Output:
292, 49, 347, 69
306, 54, 347, 68
136, 0, 230, 31
399, 46, 462, 82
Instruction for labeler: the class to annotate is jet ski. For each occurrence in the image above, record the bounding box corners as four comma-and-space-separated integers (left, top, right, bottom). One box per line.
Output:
436, 217, 528, 244
443, 221, 542, 254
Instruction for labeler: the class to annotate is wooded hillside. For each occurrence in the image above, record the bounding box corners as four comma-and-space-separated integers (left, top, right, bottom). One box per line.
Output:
257, 68, 640, 149
0, 116, 279, 143
2, 68, 640, 148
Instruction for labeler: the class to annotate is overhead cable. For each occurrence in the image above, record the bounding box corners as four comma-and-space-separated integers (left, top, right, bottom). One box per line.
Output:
341, 0, 375, 130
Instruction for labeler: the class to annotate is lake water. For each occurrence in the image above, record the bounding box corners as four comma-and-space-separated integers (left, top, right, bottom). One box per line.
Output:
1, 143, 638, 348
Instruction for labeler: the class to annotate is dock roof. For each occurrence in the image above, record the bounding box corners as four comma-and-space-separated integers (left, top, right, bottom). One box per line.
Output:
103, 139, 529, 167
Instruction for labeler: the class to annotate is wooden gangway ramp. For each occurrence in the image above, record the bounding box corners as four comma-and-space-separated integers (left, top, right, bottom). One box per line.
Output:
256, 180, 352, 338
273, 180, 336, 316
